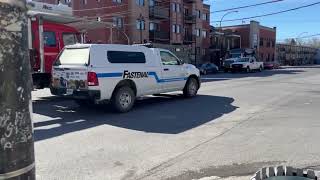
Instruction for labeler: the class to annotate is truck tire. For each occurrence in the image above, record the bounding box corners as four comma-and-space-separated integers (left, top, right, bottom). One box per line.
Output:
251, 166, 318, 180
111, 86, 136, 113
183, 77, 199, 97
246, 66, 251, 73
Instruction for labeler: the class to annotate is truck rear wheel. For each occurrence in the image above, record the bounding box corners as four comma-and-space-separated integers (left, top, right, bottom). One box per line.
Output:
111, 86, 136, 113
183, 77, 199, 97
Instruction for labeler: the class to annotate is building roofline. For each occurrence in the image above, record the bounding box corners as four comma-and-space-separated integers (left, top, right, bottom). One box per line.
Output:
276, 43, 319, 49
203, 4, 210, 8
260, 25, 276, 32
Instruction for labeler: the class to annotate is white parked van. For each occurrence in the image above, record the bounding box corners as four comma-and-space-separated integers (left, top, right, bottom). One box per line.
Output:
50, 44, 200, 112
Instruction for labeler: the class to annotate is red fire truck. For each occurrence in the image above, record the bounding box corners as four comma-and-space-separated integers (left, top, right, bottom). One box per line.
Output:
27, 1, 109, 88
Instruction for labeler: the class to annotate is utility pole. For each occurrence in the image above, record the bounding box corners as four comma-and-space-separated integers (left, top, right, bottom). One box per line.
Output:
0, 1, 35, 180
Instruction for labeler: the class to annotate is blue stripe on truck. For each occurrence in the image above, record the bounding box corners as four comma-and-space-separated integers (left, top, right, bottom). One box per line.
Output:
96, 73, 123, 78
96, 72, 187, 83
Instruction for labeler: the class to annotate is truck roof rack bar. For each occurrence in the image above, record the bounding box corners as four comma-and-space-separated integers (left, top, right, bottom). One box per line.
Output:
132, 43, 153, 48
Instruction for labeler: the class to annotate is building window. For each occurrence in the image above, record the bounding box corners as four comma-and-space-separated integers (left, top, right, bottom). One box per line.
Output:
149, 0, 154, 6
197, 10, 201, 19
202, 13, 208, 21
171, 3, 180, 12
172, 25, 181, 33
202, 49, 206, 56
136, 0, 144, 6
260, 38, 263, 47
149, 22, 158, 31
172, 3, 176, 11
202, 30, 207, 38
267, 41, 271, 47
176, 3, 181, 13
113, 0, 122, 3
184, 8, 189, 15
195, 29, 201, 37
260, 53, 264, 60
113, 17, 123, 28
82, 0, 87, 4
136, 19, 145, 30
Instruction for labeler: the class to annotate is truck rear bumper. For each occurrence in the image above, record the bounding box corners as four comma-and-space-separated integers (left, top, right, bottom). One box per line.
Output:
50, 88, 101, 101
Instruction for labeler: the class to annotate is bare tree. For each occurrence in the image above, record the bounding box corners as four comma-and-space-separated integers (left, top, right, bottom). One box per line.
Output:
0, 0, 35, 179
306, 37, 320, 48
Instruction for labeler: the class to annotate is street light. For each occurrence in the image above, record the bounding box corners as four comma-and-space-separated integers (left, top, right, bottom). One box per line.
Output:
219, 10, 238, 28
218, 10, 238, 67
296, 32, 308, 46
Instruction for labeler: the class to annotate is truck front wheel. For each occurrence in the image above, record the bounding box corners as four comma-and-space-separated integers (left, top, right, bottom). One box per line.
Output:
246, 66, 251, 73
183, 77, 199, 97
111, 86, 136, 113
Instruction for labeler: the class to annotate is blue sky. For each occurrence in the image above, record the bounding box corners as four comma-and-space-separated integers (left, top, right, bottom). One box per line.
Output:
207, 0, 320, 42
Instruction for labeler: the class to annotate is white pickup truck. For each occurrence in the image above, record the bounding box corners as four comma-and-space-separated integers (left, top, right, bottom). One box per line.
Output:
50, 44, 201, 112
231, 56, 264, 73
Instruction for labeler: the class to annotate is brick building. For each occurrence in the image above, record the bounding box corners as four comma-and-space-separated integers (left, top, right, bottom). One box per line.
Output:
34, 0, 211, 64
209, 26, 241, 66
222, 21, 277, 62
276, 43, 318, 65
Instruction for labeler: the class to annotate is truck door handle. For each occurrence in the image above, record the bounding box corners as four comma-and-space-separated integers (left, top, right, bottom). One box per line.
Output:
164, 68, 169, 71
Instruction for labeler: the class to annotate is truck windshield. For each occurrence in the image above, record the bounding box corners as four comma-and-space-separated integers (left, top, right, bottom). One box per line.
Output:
238, 58, 249, 62
56, 48, 89, 65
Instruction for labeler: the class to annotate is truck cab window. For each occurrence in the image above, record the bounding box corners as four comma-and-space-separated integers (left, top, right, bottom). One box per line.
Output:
63, 33, 79, 46
160, 51, 179, 65
43, 31, 56, 47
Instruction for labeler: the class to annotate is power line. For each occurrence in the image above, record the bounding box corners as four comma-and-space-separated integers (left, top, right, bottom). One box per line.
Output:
298, 33, 320, 39
73, 3, 128, 12
211, 0, 284, 13
211, 1, 320, 23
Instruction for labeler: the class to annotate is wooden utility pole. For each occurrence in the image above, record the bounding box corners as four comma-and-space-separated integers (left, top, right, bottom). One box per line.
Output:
0, 0, 35, 180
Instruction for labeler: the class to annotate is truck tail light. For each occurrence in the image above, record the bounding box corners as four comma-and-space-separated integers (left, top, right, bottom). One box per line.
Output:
87, 72, 99, 86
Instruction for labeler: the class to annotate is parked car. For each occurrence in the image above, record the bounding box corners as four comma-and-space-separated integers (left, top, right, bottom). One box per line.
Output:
223, 58, 240, 72
231, 57, 264, 73
264, 61, 280, 69
198, 63, 219, 75
51, 44, 201, 113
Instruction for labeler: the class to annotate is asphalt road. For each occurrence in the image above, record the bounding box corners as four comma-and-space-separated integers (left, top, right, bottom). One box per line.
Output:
32, 66, 320, 180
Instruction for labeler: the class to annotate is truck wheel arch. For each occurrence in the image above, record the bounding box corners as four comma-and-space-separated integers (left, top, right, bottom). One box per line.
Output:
112, 79, 137, 97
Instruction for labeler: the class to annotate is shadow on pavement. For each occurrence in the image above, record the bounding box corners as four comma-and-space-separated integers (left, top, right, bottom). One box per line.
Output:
33, 94, 237, 141
201, 69, 305, 83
